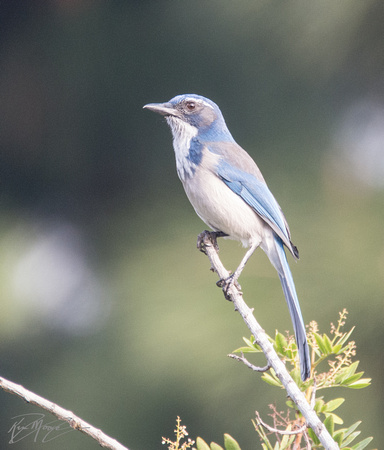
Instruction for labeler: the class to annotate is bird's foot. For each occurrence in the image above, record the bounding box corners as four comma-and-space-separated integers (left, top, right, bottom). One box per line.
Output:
197, 230, 227, 254
216, 274, 242, 301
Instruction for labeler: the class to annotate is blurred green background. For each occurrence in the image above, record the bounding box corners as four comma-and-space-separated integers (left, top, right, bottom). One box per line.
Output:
0, 1, 383, 449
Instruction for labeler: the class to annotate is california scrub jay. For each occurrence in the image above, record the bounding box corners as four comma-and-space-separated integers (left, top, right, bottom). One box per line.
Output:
144, 94, 311, 381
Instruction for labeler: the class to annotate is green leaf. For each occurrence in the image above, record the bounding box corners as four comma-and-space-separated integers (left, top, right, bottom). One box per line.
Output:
324, 398, 345, 413
210, 443, 224, 450
280, 425, 292, 449
286, 399, 295, 409
314, 398, 325, 413
285, 348, 294, 361
307, 427, 320, 445
242, 336, 262, 352
335, 361, 359, 384
232, 346, 259, 354
343, 421, 361, 439
345, 361, 359, 377
323, 333, 333, 353
279, 424, 291, 443
314, 332, 329, 354
234, 338, 261, 353
290, 368, 301, 386
351, 437, 373, 450
340, 372, 363, 386
243, 336, 254, 347
324, 414, 334, 436
232, 336, 261, 353
333, 430, 345, 446
262, 372, 282, 387
334, 368, 348, 384
311, 345, 323, 358
223, 434, 241, 450
275, 332, 288, 354
342, 431, 361, 447
280, 434, 295, 449
332, 344, 342, 354
346, 378, 371, 389
196, 437, 211, 450
335, 326, 355, 347
325, 412, 343, 425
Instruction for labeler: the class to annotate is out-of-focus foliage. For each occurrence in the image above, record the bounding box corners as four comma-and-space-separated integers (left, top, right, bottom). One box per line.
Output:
0, 1, 383, 449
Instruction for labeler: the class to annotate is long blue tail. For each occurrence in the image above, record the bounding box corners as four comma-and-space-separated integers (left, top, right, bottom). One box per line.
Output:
266, 236, 311, 381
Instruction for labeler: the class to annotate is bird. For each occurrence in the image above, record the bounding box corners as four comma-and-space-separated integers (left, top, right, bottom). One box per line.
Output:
143, 94, 311, 381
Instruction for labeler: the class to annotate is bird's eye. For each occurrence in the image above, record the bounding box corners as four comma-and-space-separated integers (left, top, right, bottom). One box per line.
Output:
185, 101, 196, 111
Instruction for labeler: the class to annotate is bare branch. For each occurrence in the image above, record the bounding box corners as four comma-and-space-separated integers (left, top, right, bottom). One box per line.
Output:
197, 230, 339, 450
255, 411, 306, 436
228, 353, 271, 373
0, 376, 128, 450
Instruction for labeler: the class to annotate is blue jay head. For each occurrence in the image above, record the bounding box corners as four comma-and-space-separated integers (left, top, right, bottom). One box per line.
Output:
144, 94, 234, 142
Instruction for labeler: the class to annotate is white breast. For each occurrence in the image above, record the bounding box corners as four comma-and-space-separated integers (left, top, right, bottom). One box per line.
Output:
182, 150, 266, 248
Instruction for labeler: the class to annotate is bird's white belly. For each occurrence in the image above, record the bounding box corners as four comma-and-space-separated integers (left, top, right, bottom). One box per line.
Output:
182, 167, 265, 248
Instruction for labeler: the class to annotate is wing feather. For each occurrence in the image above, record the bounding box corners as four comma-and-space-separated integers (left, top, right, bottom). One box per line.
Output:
216, 159, 299, 258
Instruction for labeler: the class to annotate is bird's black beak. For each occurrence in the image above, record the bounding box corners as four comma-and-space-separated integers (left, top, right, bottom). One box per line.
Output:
143, 102, 178, 117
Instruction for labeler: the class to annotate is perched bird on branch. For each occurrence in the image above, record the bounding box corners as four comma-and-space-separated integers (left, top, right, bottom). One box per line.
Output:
144, 94, 310, 381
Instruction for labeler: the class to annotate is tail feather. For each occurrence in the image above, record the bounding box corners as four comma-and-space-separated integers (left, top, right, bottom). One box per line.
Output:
266, 236, 311, 381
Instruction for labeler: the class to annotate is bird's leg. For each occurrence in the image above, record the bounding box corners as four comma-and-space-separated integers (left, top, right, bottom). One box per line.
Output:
218, 241, 260, 297
232, 241, 260, 281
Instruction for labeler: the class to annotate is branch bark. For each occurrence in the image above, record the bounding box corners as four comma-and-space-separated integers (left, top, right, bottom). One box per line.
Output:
0, 376, 128, 450
198, 230, 339, 450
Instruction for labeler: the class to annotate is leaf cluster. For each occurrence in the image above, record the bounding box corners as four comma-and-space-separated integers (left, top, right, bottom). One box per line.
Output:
162, 311, 375, 450
232, 310, 374, 449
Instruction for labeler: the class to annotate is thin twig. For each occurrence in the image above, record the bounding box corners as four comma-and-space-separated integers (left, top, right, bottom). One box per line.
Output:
255, 411, 306, 436
310, 378, 317, 408
303, 428, 312, 450
0, 376, 128, 450
228, 353, 271, 373
197, 230, 339, 450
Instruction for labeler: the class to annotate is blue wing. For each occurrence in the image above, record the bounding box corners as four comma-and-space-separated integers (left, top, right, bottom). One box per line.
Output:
216, 159, 298, 257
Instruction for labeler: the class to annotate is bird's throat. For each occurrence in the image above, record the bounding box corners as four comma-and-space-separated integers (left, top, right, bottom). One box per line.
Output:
167, 116, 199, 182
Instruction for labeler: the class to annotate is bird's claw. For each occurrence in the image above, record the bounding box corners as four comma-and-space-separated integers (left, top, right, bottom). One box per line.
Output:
197, 230, 210, 255
197, 230, 223, 254
216, 274, 242, 301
